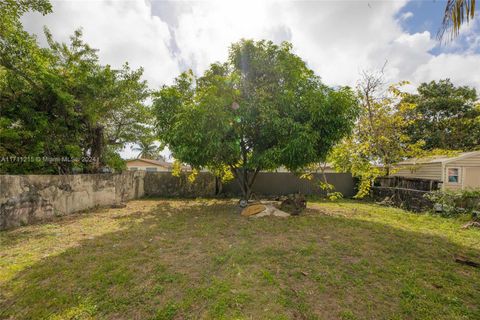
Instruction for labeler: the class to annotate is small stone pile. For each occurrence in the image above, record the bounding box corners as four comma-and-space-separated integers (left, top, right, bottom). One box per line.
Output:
279, 193, 306, 215
240, 193, 306, 218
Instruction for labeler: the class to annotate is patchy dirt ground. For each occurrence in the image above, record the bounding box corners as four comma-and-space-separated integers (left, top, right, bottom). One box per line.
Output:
1, 199, 479, 319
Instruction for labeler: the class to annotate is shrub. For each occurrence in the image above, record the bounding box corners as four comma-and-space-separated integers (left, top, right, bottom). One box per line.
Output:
424, 188, 480, 218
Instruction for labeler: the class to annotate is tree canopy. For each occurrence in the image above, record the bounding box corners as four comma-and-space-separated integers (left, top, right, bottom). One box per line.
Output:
329, 74, 480, 198
402, 79, 479, 151
0, 0, 153, 174
154, 39, 359, 199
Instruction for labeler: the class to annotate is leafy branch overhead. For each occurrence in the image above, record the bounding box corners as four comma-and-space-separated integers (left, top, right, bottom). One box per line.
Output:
439, 0, 476, 41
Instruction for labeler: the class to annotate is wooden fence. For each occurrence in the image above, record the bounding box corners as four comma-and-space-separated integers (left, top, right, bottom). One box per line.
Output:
374, 176, 441, 191
371, 176, 441, 212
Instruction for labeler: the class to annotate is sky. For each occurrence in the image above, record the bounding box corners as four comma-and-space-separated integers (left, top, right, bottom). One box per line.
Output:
21, 0, 480, 159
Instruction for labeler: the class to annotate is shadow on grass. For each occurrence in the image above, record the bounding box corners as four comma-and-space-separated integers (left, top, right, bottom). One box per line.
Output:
1, 200, 479, 320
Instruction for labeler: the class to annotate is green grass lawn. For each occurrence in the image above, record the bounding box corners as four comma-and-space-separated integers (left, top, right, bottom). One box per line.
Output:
1, 199, 479, 320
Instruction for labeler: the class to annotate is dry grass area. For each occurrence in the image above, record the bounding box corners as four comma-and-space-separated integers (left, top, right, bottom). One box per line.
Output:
0, 199, 479, 320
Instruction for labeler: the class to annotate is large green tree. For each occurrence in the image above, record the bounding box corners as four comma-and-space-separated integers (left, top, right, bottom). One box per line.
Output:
154, 40, 358, 199
402, 79, 480, 151
0, 0, 152, 174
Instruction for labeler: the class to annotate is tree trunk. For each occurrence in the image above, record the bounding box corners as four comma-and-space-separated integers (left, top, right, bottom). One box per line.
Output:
90, 124, 104, 172
242, 168, 249, 199
231, 167, 260, 201
214, 176, 223, 195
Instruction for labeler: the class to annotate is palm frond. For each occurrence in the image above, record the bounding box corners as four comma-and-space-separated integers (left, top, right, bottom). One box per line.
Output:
438, 0, 476, 41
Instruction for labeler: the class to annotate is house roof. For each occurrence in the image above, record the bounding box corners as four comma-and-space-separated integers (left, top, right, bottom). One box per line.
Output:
126, 158, 173, 168
126, 158, 193, 170
396, 151, 480, 165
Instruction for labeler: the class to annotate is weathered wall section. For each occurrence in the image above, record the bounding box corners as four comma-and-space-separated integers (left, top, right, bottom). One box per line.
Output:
223, 172, 356, 198
0, 172, 145, 230
1, 171, 356, 230
144, 172, 217, 197
143, 172, 356, 198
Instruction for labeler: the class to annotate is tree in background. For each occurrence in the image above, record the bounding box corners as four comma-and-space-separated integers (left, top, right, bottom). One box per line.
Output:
329, 70, 423, 198
329, 75, 479, 198
133, 138, 161, 159
401, 79, 479, 151
0, 0, 152, 174
154, 40, 359, 200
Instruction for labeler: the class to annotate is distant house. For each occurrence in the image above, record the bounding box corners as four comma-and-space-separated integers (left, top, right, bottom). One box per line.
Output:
126, 158, 172, 172
273, 164, 337, 173
391, 151, 480, 190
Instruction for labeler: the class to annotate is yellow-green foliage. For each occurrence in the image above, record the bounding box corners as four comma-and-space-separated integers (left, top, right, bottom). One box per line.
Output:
188, 168, 198, 183
329, 78, 430, 198
208, 164, 235, 183
299, 164, 344, 201
171, 160, 183, 177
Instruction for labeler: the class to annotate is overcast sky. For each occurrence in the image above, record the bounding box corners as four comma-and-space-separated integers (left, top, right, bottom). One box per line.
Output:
21, 0, 480, 159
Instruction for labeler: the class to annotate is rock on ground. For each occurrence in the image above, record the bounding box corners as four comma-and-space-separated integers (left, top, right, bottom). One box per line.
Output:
241, 204, 266, 217
252, 205, 290, 218
241, 202, 290, 218
280, 194, 306, 215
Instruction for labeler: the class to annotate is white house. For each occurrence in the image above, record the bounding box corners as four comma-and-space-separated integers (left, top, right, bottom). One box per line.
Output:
391, 151, 480, 190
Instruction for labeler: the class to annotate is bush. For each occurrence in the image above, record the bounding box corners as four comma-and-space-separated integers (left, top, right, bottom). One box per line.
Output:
424, 188, 480, 218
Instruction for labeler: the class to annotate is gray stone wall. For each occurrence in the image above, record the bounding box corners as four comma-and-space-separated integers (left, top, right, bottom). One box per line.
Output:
1, 171, 356, 230
143, 172, 356, 198
222, 172, 356, 198
144, 172, 216, 197
0, 172, 145, 230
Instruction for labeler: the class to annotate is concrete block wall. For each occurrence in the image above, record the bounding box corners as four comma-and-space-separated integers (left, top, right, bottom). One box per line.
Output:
0, 171, 356, 230
222, 172, 356, 198
144, 172, 216, 197
0, 171, 145, 230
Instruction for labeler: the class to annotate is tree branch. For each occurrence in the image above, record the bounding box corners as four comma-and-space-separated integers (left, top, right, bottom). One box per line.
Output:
248, 167, 260, 188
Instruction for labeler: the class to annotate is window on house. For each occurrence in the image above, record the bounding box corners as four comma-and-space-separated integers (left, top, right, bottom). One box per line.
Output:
447, 168, 460, 183
146, 167, 158, 172
129, 167, 138, 171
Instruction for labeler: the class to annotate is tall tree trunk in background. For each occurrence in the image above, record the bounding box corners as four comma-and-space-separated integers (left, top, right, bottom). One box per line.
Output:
214, 176, 223, 195
90, 124, 104, 172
